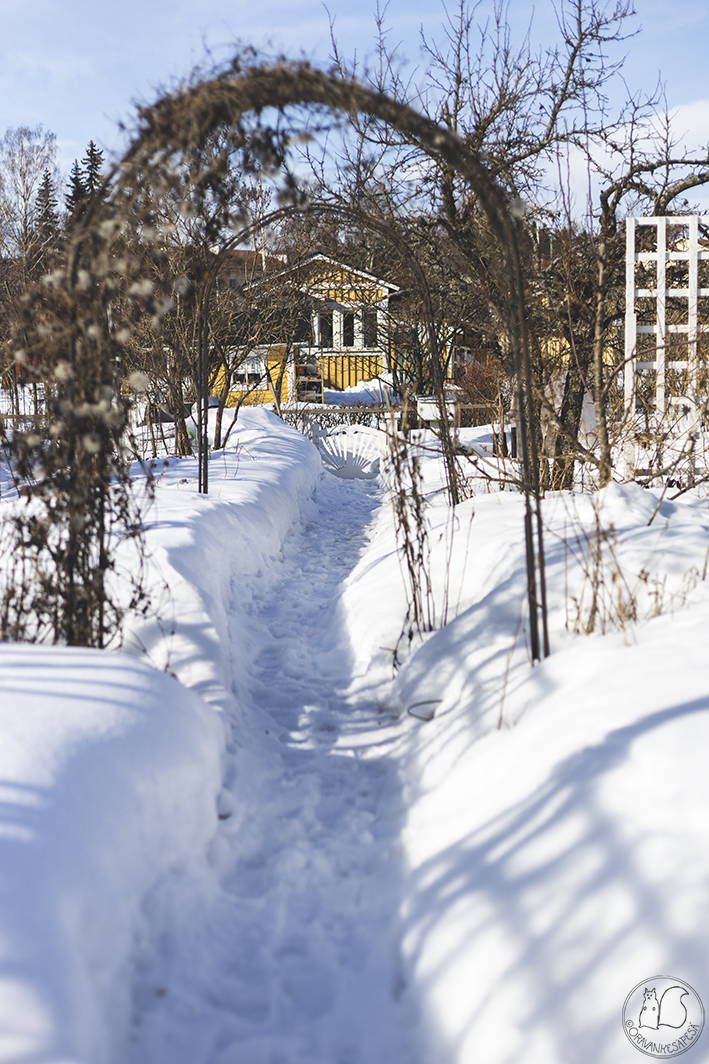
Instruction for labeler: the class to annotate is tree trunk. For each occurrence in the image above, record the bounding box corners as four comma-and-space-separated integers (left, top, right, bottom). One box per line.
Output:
552, 355, 589, 490
168, 377, 191, 456
213, 376, 231, 450
592, 240, 612, 487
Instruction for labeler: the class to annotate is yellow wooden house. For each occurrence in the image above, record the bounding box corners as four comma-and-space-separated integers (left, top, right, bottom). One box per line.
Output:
219, 255, 400, 407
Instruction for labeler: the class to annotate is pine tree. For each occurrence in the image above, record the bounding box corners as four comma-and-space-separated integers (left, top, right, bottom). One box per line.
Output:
31, 168, 60, 276
66, 142, 107, 226
82, 140, 106, 202
66, 158, 87, 219
35, 169, 59, 241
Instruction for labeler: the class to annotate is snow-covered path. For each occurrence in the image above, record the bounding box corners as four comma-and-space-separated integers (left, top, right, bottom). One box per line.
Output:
126, 474, 419, 1064
7, 415, 709, 1064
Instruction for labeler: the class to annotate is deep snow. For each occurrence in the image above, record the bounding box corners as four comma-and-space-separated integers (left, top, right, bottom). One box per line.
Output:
125, 473, 419, 1064
1, 410, 709, 1063
0, 646, 221, 1064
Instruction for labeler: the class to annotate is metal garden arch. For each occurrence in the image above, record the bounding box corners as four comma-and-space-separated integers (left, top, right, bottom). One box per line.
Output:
83, 60, 550, 661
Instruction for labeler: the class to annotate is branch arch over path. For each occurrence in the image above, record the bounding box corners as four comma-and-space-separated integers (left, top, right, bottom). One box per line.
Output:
77, 59, 549, 659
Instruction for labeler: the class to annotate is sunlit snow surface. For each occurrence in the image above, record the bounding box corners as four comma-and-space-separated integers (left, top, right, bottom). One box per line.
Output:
1, 410, 709, 1063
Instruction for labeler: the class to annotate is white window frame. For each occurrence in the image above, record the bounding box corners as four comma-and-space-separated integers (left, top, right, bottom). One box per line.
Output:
232, 353, 267, 392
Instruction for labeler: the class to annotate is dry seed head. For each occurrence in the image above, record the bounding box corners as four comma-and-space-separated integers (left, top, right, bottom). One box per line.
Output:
173, 276, 191, 295
128, 371, 149, 392
54, 361, 73, 382
41, 269, 66, 290
129, 279, 154, 298
82, 434, 102, 455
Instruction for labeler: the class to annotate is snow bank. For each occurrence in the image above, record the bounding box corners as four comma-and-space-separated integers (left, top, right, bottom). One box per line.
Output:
397, 604, 709, 1063
322, 378, 393, 406
342, 459, 709, 1064
125, 407, 322, 708
0, 408, 323, 1064
6, 399, 709, 1064
0, 645, 221, 1064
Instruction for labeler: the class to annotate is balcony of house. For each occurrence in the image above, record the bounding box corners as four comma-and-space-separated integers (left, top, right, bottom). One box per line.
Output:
303, 305, 387, 392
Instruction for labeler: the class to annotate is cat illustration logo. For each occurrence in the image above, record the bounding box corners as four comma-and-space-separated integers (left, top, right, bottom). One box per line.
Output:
623, 976, 704, 1057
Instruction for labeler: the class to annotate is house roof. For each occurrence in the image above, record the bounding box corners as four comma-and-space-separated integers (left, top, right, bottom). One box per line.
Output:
231, 253, 400, 305
292, 254, 400, 294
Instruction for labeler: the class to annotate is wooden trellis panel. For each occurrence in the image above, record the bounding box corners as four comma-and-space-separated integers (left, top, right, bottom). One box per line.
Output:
625, 215, 709, 475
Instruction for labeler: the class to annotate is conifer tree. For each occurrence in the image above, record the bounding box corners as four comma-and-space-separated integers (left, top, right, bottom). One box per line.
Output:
82, 140, 107, 203
29, 168, 60, 277
35, 169, 59, 240
66, 141, 107, 224
66, 158, 87, 219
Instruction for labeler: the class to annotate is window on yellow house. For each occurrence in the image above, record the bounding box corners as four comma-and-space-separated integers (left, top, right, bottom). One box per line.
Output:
234, 354, 266, 389
343, 311, 355, 347
363, 310, 377, 348
318, 311, 333, 347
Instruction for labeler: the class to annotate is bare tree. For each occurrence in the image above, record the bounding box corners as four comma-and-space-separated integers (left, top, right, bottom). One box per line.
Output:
0, 126, 59, 284
350, 1, 709, 491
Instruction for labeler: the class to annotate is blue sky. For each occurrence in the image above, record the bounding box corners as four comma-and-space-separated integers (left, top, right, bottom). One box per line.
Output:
1, 0, 708, 183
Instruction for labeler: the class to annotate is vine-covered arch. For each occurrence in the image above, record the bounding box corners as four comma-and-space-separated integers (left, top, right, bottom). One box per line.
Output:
10, 59, 549, 658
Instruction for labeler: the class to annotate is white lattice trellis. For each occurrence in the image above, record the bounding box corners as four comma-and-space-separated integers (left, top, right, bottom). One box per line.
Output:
624, 215, 709, 478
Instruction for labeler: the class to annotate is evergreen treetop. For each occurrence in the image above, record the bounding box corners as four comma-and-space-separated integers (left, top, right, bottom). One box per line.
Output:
82, 140, 105, 199
30, 168, 60, 276
65, 141, 107, 221
66, 158, 87, 217
35, 169, 59, 235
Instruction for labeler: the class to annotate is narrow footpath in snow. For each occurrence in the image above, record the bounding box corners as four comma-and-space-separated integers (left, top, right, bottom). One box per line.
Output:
125, 473, 420, 1064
